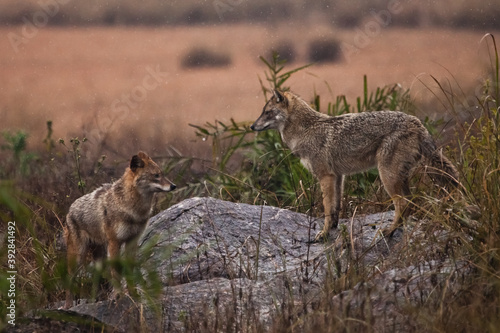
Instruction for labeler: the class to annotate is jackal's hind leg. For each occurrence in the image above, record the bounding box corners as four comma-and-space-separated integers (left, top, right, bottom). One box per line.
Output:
378, 166, 411, 237
106, 235, 122, 297
64, 227, 88, 309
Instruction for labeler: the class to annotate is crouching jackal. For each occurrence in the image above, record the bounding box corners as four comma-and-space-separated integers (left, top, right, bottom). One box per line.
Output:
64, 151, 176, 308
251, 90, 458, 241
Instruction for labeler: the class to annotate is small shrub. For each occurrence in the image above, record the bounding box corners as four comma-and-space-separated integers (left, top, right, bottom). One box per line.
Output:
1, 129, 37, 176
308, 38, 342, 63
181, 47, 231, 68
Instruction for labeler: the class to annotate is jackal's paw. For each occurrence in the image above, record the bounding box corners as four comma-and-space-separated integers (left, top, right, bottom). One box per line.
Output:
109, 289, 118, 301
109, 288, 126, 302
381, 226, 399, 238
313, 230, 330, 243
62, 300, 73, 310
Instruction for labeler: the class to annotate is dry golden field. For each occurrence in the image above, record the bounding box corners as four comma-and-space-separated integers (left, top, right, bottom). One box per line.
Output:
0, 24, 496, 159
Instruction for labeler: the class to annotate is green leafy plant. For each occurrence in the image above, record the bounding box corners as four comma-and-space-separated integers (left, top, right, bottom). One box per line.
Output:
1, 130, 37, 176
258, 51, 312, 97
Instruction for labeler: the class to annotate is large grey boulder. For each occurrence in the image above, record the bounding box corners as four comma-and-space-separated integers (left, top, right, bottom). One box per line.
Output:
44, 197, 469, 332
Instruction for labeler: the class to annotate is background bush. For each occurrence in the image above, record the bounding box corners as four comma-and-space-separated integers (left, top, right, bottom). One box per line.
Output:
181, 47, 232, 68
267, 40, 297, 64
307, 38, 342, 64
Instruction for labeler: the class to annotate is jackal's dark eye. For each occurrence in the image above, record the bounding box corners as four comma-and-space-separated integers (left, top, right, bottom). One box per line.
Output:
154, 173, 161, 179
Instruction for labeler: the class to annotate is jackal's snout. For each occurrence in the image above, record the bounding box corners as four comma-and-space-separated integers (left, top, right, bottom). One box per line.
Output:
161, 178, 176, 192
250, 123, 260, 131
250, 118, 266, 131
251, 90, 288, 132
149, 169, 176, 192
251, 105, 279, 131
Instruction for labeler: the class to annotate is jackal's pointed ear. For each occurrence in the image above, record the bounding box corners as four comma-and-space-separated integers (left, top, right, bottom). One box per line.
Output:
137, 151, 149, 160
130, 154, 146, 172
273, 89, 284, 102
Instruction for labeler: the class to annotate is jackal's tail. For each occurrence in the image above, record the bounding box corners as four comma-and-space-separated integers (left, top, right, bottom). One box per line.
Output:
420, 136, 459, 187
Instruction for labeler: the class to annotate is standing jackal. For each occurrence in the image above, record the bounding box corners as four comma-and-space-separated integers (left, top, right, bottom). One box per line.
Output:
64, 151, 176, 308
251, 90, 458, 241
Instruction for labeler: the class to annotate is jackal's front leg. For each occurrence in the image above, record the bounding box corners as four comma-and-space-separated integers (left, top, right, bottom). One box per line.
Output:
121, 239, 140, 297
315, 174, 343, 241
106, 236, 122, 299
64, 225, 88, 309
